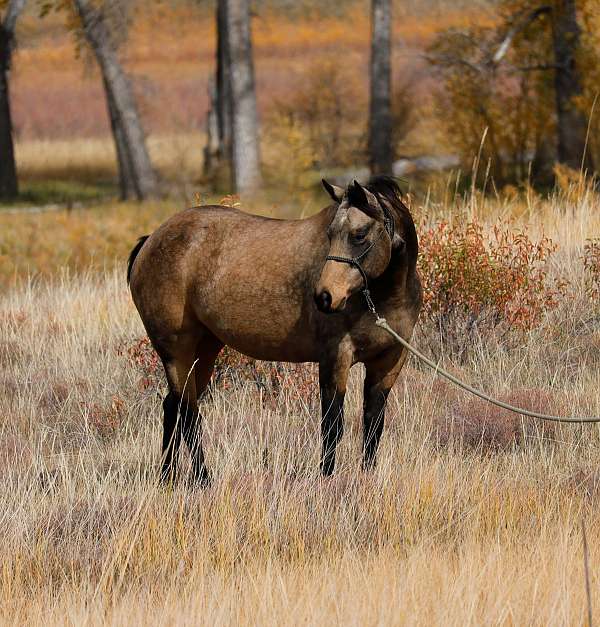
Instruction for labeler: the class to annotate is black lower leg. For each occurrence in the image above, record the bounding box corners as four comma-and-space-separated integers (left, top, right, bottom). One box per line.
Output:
320, 387, 344, 476
181, 398, 210, 487
362, 387, 389, 469
161, 391, 181, 483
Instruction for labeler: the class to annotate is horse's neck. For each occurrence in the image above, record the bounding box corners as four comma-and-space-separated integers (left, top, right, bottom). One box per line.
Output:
380, 252, 416, 297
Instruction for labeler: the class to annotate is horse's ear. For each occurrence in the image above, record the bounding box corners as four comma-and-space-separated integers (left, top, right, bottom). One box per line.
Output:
322, 179, 344, 203
348, 180, 384, 221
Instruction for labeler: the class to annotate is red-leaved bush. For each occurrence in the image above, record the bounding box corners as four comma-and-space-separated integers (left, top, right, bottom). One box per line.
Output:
123, 337, 161, 391
584, 239, 600, 301
121, 337, 317, 409
418, 220, 568, 356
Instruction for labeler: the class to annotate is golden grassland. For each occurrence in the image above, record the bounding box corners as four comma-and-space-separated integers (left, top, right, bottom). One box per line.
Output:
1, 186, 600, 624
0, 184, 320, 286
1, 168, 599, 286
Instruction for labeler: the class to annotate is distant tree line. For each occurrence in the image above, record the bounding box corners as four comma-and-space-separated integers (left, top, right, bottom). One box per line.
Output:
0, 0, 598, 202
427, 0, 598, 187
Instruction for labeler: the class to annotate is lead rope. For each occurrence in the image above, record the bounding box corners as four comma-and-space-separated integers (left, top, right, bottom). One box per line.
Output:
370, 304, 600, 424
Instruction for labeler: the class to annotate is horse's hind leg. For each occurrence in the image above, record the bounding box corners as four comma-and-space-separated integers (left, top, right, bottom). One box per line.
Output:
161, 388, 182, 483
160, 330, 222, 486
160, 338, 199, 484
183, 333, 222, 484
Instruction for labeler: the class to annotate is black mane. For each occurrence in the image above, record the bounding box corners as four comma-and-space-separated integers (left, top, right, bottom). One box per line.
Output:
365, 175, 418, 267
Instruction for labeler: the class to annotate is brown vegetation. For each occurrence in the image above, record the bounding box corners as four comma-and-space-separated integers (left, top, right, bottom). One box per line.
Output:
1, 185, 599, 623
418, 216, 569, 358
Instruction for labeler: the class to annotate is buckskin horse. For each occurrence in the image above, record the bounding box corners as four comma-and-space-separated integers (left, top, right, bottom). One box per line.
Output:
128, 176, 422, 485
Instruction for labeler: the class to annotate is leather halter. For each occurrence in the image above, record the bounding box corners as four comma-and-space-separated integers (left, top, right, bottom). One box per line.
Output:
325, 194, 395, 314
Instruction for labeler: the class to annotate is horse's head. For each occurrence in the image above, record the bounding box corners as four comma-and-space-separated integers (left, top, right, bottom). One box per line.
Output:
314, 179, 404, 314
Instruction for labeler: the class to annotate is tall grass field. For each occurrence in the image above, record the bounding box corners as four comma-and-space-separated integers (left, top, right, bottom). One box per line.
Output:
1, 186, 600, 625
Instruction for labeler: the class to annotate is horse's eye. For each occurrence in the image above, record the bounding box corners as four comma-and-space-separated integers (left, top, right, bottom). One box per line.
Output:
352, 232, 367, 244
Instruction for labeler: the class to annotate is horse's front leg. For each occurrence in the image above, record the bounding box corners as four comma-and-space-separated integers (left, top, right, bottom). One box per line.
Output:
319, 350, 352, 476
363, 346, 408, 470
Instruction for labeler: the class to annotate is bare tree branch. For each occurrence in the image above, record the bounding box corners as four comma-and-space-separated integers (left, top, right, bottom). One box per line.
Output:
3, 0, 26, 35
422, 52, 483, 75
492, 5, 551, 64
518, 63, 561, 72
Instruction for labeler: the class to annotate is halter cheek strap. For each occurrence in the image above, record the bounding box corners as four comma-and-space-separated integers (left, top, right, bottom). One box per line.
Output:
325, 195, 395, 314
325, 242, 377, 313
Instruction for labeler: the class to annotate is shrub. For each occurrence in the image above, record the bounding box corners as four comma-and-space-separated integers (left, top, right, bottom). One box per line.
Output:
267, 58, 363, 173
418, 219, 568, 358
583, 239, 600, 302
122, 337, 161, 392
436, 389, 558, 452
121, 337, 317, 410
267, 57, 415, 178
426, 11, 555, 188
212, 351, 317, 411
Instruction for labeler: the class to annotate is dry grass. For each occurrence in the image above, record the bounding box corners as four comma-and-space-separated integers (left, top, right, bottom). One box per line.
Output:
14, 132, 205, 183
1, 190, 600, 624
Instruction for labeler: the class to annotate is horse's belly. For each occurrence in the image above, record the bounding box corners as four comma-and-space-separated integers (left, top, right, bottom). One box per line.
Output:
211, 326, 317, 362
199, 304, 318, 363
192, 254, 322, 362
229, 337, 316, 363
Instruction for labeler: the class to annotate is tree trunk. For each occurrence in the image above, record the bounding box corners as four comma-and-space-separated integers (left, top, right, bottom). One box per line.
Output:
216, 0, 231, 159
223, 0, 261, 195
203, 78, 221, 177
74, 0, 158, 200
551, 0, 593, 172
203, 0, 232, 180
104, 76, 136, 200
0, 27, 17, 199
368, 0, 393, 175
0, 0, 26, 200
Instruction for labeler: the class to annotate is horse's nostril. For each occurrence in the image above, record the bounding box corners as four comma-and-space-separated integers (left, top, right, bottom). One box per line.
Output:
315, 290, 332, 312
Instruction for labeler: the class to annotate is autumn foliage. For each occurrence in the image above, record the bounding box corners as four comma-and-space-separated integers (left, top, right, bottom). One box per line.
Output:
417, 219, 568, 355
583, 239, 600, 301
123, 336, 317, 410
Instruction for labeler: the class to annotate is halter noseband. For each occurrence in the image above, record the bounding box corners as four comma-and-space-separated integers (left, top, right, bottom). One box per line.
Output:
325, 194, 395, 314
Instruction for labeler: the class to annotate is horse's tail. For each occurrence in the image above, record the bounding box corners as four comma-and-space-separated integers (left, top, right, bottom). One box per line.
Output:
127, 235, 150, 285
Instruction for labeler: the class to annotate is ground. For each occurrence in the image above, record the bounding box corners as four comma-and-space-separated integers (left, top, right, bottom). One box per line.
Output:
1, 188, 600, 624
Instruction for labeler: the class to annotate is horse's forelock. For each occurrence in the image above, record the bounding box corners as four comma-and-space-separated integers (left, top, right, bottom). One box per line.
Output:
365, 176, 406, 212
